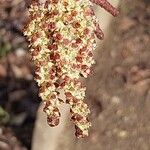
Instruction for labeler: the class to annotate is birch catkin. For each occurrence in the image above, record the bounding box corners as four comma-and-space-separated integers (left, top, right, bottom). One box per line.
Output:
24, 0, 118, 138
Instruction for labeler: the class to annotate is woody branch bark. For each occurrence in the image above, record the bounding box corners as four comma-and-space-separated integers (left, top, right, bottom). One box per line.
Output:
90, 0, 119, 16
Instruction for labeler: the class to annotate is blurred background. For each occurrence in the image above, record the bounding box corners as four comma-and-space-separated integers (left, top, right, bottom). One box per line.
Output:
0, 0, 149, 150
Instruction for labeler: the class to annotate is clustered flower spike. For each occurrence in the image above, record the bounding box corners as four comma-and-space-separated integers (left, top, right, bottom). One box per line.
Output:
24, 0, 118, 138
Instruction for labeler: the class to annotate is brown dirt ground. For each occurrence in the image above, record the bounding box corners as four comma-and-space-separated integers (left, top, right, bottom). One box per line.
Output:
0, 0, 150, 150
55, 0, 150, 150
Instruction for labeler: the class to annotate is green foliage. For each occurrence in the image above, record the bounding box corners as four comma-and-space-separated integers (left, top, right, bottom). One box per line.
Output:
0, 43, 11, 57
0, 106, 10, 124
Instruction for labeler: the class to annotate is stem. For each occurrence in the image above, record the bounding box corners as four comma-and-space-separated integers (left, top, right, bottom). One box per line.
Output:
90, 0, 119, 16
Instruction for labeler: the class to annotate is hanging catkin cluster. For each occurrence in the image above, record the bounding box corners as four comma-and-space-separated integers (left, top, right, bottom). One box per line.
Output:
24, 0, 118, 138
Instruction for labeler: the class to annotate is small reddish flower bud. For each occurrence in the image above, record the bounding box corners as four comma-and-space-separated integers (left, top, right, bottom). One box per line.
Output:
71, 10, 77, 16
47, 115, 60, 127
51, 0, 59, 4
48, 22, 56, 30
76, 38, 82, 44
48, 44, 58, 51
67, 15, 73, 21
54, 33, 62, 41
73, 22, 80, 28
76, 56, 83, 63
83, 28, 90, 35
63, 39, 70, 45
63, 1, 68, 6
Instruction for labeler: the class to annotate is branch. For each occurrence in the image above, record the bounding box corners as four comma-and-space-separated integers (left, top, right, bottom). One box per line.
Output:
90, 0, 119, 16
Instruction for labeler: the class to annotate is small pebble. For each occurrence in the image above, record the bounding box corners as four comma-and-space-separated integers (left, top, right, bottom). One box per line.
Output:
118, 130, 128, 138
